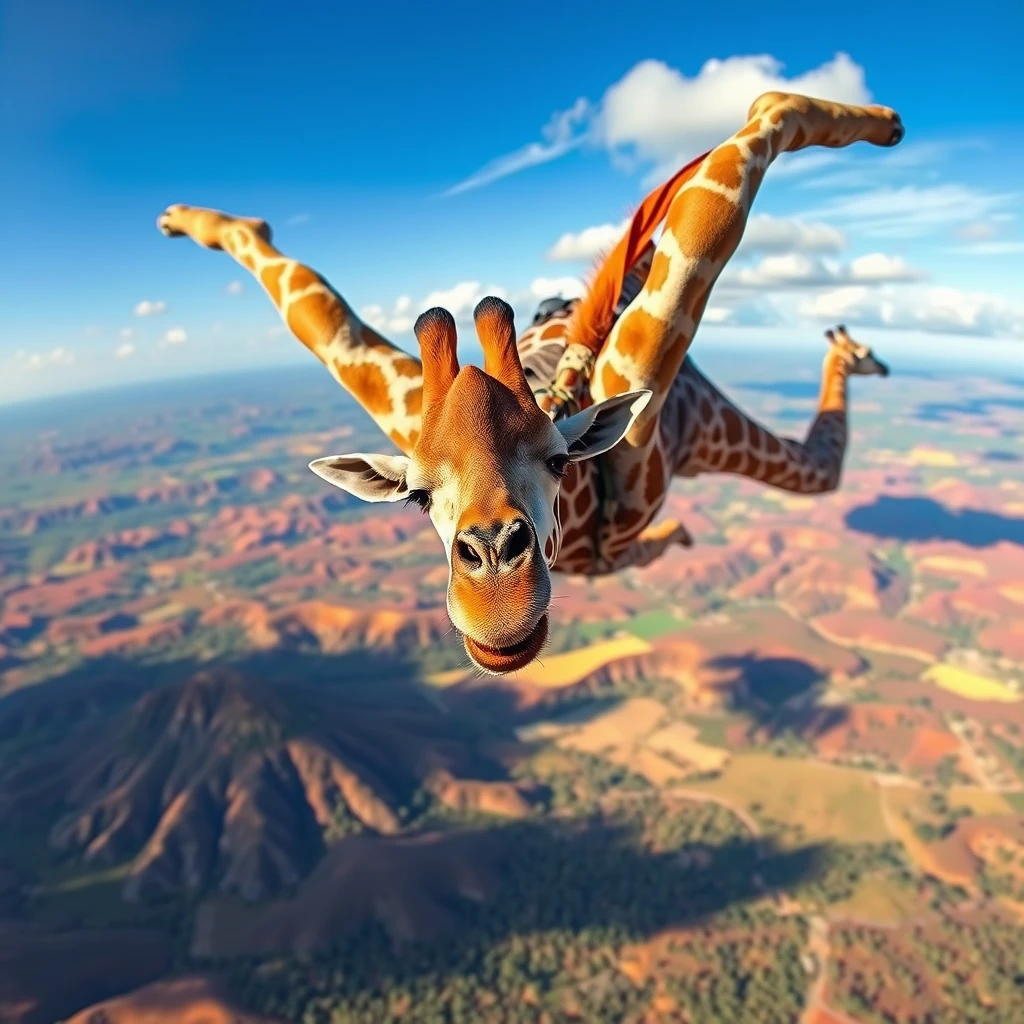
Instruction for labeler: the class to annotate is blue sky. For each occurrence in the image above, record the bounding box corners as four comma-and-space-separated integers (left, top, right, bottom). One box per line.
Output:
2, 0, 1023, 402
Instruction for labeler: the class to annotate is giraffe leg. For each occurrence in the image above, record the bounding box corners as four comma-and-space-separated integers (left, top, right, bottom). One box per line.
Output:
591, 518, 693, 575
157, 204, 424, 453
591, 91, 903, 436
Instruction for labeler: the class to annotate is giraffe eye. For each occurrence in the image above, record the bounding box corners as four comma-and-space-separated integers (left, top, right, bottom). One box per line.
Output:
546, 455, 569, 479
404, 489, 431, 513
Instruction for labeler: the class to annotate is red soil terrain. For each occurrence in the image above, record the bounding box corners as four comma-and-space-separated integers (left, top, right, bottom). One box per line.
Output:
812, 610, 949, 663
63, 974, 284, 1024
811, 704, 965, 777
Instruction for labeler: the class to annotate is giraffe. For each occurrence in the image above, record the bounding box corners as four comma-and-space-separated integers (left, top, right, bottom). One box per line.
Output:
156, 89, 903, 673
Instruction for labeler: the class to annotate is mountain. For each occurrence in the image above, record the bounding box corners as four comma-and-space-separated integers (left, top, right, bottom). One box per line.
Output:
0, 667, 533, 903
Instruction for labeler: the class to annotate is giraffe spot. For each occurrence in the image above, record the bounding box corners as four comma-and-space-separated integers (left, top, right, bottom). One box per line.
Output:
722, 408, 743, 446
790, 125, 806, 150
614, 308, 663, 361
646, 251, 672, 293
765, 434, 782, 455
645, 447, 664, 506
260, 263, 286, 304
711, 426, 723, 445
615, 507, 645, 532
337, 361, 393, 417
668, 187, 744, 263
656, 332, 690, 391
736, 120, 762, 138
289, 265, 322, 292
288, 293, 344, 343
394, 357, 422, 379
560, 524, 590, 550
239, 252, 256, 272
389, 429, 417, 453
748, 423, 763, 450
721, 450, 742, 472
704, 145, 744, 191
695, 444, 709, 464
573, 487, 591, 517
636, 417, 658, 447
541, 323, 567, 340
404, 387, 422, 416
700, 398, 713, 421
747, 135, 769, 162
601, 363, 632, 398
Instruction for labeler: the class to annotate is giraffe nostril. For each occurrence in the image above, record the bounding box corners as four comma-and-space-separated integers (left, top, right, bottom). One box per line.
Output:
456, 539, 483, 569
502, 520, 532, 563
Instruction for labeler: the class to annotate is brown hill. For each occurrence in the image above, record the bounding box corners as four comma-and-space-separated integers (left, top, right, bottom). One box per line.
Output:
191, 828, 506, 958
0, 921, 170, 1024
201, 599, 449, 654
0, 668, 531, 903
63, 974, 283, 1024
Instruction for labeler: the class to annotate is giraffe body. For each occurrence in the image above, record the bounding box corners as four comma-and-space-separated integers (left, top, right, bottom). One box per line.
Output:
156, 90, 902, 671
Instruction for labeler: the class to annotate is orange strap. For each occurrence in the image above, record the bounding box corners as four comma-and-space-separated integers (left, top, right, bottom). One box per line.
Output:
567, 148, 711, 356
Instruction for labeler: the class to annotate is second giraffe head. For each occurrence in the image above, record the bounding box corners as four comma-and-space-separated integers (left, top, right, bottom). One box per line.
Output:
309, 296, 651, 674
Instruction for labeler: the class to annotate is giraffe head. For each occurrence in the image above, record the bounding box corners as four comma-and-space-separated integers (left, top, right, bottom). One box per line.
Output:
309, 297, 651, 674
825, 325, 889, 377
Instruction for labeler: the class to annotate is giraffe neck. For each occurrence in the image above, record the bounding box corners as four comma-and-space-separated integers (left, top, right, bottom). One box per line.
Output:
818, 347, 851, 415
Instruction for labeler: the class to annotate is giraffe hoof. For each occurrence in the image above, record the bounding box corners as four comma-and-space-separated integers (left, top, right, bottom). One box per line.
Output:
886, 117, 905, 147
157, 211, 184, 238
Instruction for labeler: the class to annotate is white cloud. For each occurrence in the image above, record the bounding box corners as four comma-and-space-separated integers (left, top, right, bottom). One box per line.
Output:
598, 52, 869, 179
725, 251, 924, 290
444, 52, 870, 195
134, 299, 167, 317
798, 285, 1024, 339
522, 276, 587, 302
546, 219, 629, 262
703, 297, 784, 327
15, 347, 76, 371
360, 282, 509, 336
225, 280, 244, 296
115, 342, 135, 359
163, 327, 187, 346
805, 184, 1019, 238
286, 214, 310, 227
738, 214, 846, 256
119, 327, 134, 339
547, 212, 846, 267
82, 325, 103, 338
443, 98, 592, 196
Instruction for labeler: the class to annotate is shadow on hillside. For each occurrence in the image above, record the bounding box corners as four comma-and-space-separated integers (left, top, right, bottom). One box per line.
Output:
212, 819, 826, 996
707, 651, 849, 741
846, 495, 1024, 548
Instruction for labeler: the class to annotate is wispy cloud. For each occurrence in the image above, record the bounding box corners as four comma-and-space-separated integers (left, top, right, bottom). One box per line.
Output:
285, 213, 310, 227
442, 99, 591, 197
442, 52, 872, 196
115, 342, 135, 359
226, 280, 244, 295
804, 184, 1020, 238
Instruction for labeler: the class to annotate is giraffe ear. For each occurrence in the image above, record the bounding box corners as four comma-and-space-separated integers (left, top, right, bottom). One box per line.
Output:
308, 453, 411, 503
555, 390, 652, 462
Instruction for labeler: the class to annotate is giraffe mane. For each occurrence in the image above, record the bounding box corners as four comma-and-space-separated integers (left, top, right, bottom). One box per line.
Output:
566, 147, 712, 355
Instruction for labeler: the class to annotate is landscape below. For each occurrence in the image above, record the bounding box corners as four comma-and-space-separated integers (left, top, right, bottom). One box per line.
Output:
1, 358, 1023, 1023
